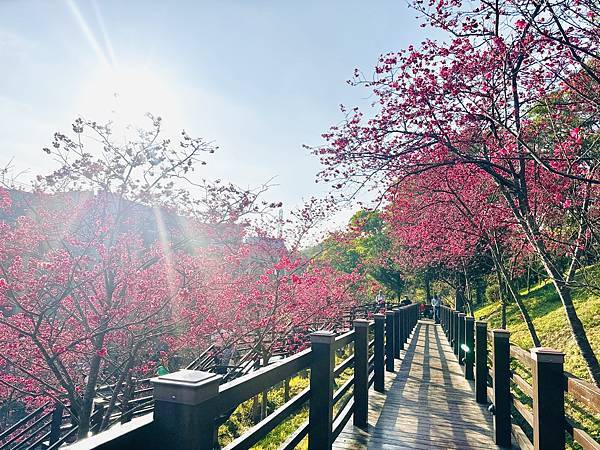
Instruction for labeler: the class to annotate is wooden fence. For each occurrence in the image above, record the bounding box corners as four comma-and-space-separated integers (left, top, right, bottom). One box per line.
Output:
51, 304, 419, 450
440, 305, 600, 450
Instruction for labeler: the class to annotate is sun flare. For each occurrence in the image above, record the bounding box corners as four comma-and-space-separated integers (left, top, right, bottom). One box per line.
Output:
77, 67, 181, 127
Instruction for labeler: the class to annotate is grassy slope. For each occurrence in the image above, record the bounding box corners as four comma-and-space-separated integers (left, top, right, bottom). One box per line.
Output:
475, 268, 600, 448
475, 266, 600, 380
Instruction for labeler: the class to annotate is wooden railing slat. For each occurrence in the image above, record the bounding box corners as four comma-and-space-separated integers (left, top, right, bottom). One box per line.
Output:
332, 398, 354, 442
511, 424, 533, 450
510, 345, 533, 369
333, 377, 354, 405
511, 373, 533, 398
334, 330, 356, 350
279, 420, 309, 450
564, 372, 600, 416
224, 388, 309, 450
334, 354, 354, 377
216, 349, 312, 414
512, 398, 533, 427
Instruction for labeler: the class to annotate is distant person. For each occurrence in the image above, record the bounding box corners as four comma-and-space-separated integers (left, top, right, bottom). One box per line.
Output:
432, 294, 441, 323
375, 290, 385, 310
213, 330, 235, 374
155, 359, 169, 376
400, 296, 412, 306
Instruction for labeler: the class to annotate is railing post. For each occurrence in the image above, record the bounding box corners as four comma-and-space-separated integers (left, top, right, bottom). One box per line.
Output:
152, 370, 222, 450
458, 313, 466, 365
404, 306, 409, 343
492, 329, 511, 448
398, 306, 407, 350
441, 307, 446, 335
309, 331, 336, 449
91, 399, 107, 434
475, 321, 488, 404
49, 403, 64, 445
449, 309, 455, 347
464, 316, 474, 380
374, 313, 385, 393
453, 311, 460, 355
531, 348, 565, 450
385, 311, 395, 372
393, 309, 401, 359
353, 320, 369, 428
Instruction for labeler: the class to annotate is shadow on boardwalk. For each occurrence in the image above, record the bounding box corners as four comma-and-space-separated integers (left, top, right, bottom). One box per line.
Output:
334, 320, 512, 449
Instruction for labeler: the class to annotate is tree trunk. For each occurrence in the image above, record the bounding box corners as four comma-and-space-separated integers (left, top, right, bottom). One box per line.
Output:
77, 352, 102, 438
455, 272, 465, 312
500, 187, 600, 386
541, 256, 600, 385
491, 248, 541, 347
424, 271, 432, 303
496, 268, 507, 329
475, 278, 485, 306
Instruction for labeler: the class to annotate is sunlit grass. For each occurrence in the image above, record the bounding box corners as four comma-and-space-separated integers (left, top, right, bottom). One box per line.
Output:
475, 266, 600, 449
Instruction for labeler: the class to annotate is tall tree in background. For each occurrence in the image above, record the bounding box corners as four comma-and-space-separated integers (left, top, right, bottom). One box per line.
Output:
319, 210, 406, 301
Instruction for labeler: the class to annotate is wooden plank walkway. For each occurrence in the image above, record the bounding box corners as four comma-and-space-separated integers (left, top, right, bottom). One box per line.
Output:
334, 320, 509, 449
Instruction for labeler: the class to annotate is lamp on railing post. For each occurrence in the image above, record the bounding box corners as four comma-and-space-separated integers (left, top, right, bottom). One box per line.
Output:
464, 317, 474, 380
385, 311, 395, 372
353, 320, 369, 428
309, 331, 336, 449
374, 314, 385, 393
393, 309, 401, 359
492, 329, 511, 448
531, 347, 565, 450
152, 370, 222, 450
475, 321, 488, 404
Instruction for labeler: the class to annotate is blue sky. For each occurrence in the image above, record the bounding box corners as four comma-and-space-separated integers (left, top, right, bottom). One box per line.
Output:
0, 0, 425, 227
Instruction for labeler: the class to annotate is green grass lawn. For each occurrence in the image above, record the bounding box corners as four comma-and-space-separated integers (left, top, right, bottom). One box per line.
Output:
475, 267, 600, 380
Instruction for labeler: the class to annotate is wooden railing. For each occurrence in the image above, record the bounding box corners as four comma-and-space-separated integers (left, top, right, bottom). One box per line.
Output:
440, 305, 600, 450
58, 304, 419, 450
0, 301, 387, 450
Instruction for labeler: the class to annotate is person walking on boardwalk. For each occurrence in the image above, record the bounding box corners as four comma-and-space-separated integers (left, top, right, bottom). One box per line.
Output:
431, 294, 441, 324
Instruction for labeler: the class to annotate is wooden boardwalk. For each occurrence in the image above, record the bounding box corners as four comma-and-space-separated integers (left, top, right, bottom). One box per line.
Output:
334, 320, 508, 449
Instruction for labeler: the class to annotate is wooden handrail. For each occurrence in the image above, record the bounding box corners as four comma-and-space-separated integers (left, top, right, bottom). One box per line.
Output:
58, 304, 421, 450
215, 348, 312, 415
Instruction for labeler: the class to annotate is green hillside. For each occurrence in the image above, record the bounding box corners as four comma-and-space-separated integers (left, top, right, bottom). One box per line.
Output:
475, 266, 600, 380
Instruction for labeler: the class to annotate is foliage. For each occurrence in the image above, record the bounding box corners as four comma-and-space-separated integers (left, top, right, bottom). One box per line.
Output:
0, 117, 364, 437
315, 0, 600, 385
